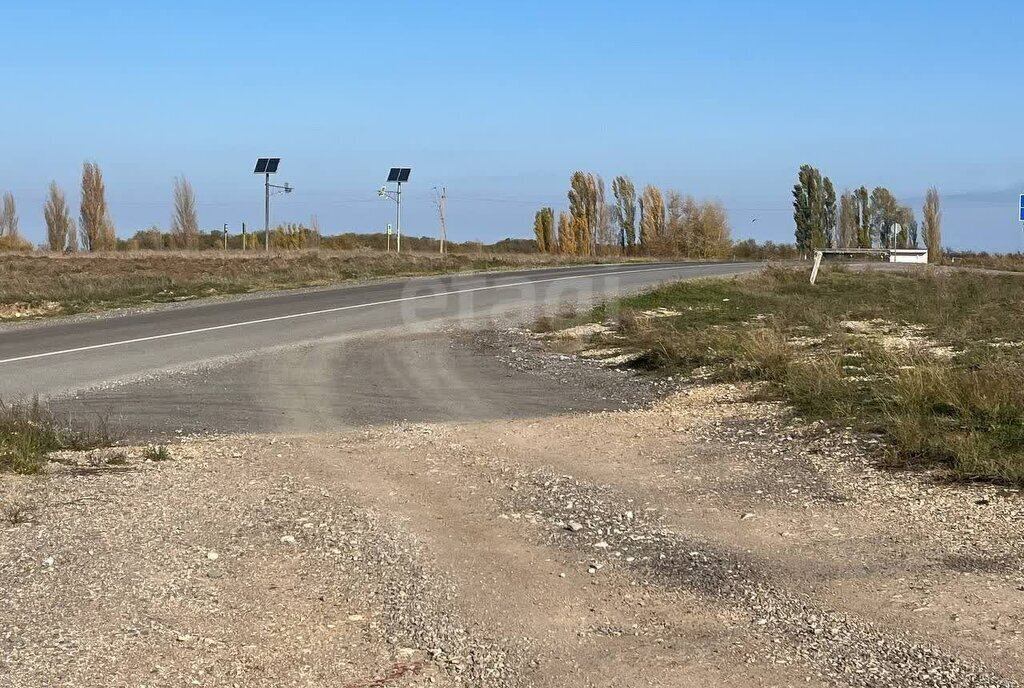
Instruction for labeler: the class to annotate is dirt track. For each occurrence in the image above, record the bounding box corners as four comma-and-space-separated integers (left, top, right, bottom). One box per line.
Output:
3, 360, 1023, 686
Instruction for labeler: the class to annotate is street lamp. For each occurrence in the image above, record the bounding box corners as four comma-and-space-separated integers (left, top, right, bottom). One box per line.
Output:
254, 158, 294, 251
378, 167, 411, 252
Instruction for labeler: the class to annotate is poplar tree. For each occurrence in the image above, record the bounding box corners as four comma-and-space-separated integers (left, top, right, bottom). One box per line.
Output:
611, 176, 637, 252
0, 192, 17, 238
171, 176, 199, 249
638, 185, 665, 254
922, 187, 942, 263
533, 209, 546, 252
822, 177, 837, 248
533, 207, 554, 253
80, 161, 115, 251
558, 211, 576, 255
838, 192, 858, 248
44, 182, 75, 251
855, 186, 871, 248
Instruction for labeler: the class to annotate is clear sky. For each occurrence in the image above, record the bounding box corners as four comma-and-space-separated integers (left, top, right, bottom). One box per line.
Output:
2, 1, 1023, 251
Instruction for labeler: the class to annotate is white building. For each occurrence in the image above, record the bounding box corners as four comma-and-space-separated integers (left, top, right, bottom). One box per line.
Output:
888, 249, 929, 264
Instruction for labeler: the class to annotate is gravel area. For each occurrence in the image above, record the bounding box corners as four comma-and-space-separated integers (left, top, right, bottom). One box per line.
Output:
0, 441, 524, 687
2, 322, 1022, 686
507, 468, 1017, 687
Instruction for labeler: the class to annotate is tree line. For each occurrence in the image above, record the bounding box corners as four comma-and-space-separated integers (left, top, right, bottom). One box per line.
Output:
534, 171, 732, 258
0, 162, 204, 252
792, 164, 942, 261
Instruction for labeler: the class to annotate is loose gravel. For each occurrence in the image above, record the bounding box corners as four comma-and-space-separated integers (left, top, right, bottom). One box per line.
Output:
506, 469, 1017, 687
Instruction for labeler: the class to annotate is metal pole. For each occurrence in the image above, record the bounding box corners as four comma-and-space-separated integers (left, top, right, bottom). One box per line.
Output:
396, 181, 402, 253
242, 222, 246, 251
440, 187, 446, 254
265, 173, 270, 252
223, 224, 228, 250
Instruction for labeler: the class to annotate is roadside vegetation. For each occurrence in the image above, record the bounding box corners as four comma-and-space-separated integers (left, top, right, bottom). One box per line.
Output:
531, 171, 737, 259
0, 399, 118, 474
945, 251, 1024, 273
539, 267, 1024, 485
0, 250, 656, 321
789, 163, 942, 262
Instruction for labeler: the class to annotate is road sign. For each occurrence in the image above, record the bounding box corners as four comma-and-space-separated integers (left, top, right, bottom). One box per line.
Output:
1019, 194, 1024, 222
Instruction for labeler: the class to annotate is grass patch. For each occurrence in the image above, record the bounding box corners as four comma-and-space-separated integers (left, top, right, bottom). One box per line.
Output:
0, 399, 120, 475
550, 266, 1024, 485
0, 250, 655, 321
1, 499, 37, 525
143, 445, 172, 462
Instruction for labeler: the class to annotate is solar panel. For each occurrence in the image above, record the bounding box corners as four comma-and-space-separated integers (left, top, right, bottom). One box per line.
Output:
266, 158, 280, 174
254, 158, 269, 174
387, 168, 401, 182
397, 168, 411, 182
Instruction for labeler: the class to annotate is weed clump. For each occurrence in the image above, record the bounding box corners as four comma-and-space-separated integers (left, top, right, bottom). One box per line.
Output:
0, 399, 120, 475
143, 445, 172, 462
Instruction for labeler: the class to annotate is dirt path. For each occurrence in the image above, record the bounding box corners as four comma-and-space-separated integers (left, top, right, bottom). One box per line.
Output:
3, 376, 1022, 687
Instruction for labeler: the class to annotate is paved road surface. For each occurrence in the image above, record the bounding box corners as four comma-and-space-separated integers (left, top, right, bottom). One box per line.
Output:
0, 262, 759, 432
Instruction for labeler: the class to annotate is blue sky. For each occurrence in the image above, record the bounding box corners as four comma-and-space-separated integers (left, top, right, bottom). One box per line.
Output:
2, 1, 1023, 251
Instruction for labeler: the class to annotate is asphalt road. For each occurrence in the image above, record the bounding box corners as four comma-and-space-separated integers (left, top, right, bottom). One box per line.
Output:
0, 262, 759, 432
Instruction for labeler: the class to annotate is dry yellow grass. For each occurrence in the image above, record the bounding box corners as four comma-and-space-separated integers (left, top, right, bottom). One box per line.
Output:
0, 249, 648, 320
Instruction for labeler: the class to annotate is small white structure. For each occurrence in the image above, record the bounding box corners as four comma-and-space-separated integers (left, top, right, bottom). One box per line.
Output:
809, 248, 930, 284
888, 249, 929, 264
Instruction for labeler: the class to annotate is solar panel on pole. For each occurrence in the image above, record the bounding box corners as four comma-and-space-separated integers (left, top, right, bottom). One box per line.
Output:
387, 168, 401, 182
397, 168, 411, 182
254, 158, 269, 174
266, 158, 280, 174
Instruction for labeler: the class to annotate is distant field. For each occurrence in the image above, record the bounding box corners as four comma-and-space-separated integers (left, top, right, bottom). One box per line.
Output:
946, 252, 1024, 273
538, 266, 1024, 486
0, 250, 651, 321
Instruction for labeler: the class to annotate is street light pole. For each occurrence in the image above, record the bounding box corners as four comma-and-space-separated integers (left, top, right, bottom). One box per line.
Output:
396, 181, 402, 253
254, 158, 291, 253
379, 168, 411, 254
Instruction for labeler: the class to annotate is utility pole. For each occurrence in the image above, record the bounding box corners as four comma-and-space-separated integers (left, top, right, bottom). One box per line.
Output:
434, 186, 447, 254
264, 172, 270, 252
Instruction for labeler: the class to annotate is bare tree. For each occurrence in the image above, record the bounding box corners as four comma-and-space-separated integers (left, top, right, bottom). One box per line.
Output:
80, 161, 115, 251
666, 190, 688, 256
0, 192, 19, 239
171, 176, 199, 249
44, 182, 75, 251
310, 214, 322, 248
922, 187, 942, 263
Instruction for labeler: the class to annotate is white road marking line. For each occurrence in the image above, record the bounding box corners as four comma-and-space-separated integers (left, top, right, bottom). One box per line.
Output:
0, 263, 743, 365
